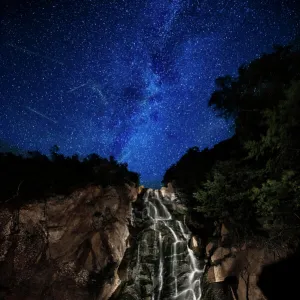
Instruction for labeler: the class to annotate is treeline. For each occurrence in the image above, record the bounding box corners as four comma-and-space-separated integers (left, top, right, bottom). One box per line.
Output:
163, 45, 300, 237
0, 145, 140, 204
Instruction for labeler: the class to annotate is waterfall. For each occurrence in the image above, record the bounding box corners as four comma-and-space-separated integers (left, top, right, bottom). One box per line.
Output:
119, 188, 204, 300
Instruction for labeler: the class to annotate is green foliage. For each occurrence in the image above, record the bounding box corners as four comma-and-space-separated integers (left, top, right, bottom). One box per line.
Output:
245, 80, 300, 171
250, 171, 300, 219
194, 160, 260, 232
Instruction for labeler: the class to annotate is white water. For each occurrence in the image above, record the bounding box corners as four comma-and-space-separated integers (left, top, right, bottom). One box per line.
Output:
144, 188, 204, 300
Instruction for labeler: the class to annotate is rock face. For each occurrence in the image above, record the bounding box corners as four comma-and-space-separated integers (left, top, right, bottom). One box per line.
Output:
0, 184, 137, 300
203, 223, 291, 300
257, 247, 300, 300
2, 181, 294, 300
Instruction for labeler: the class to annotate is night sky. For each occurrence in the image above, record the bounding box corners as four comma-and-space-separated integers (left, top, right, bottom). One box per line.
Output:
1, 0, 299, 187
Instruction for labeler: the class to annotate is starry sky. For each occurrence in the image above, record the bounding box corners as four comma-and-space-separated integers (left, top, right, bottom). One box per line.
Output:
0, 0, 299, 187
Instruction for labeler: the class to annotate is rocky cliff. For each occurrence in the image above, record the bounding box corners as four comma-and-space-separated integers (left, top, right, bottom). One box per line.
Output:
0, 184, 138, 300
0, 183, 297, 300
201, 222, 294, 300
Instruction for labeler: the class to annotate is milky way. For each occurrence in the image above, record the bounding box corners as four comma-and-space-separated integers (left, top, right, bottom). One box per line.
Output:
0, 0, 299, 186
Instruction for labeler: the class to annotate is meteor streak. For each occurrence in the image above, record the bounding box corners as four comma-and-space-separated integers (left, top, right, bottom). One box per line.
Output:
67, 82, 89, 93
6, 43, 64, 65
26, 106, 58, 124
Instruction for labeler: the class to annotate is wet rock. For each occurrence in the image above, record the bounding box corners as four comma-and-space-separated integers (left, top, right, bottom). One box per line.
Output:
116, 189, 203, 300
211, 247, 235, 282
142, 284, 153, 296
189, 235, 200, 252
206, 242, 217, 257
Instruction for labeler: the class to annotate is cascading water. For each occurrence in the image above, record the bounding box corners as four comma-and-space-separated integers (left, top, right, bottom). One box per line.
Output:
118, 188, 204, 300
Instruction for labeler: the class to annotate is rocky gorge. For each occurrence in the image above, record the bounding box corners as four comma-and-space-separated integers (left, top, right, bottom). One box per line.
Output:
0, 183, 296, 300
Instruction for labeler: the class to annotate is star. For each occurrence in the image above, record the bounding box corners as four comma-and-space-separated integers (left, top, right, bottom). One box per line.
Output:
0, 0, 299, 187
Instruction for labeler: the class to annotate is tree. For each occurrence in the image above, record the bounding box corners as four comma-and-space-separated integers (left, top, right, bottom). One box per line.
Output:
245, 80, 300, 172
194, 160, 260, 233
209, 46, 300, 141
168, 46, 300, 238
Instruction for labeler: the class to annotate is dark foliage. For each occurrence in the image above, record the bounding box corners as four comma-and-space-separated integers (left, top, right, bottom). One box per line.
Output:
209, 45, 300, 142
0, 147, 139, 204
162, 135, 242, 192
163, 45, 300, 237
